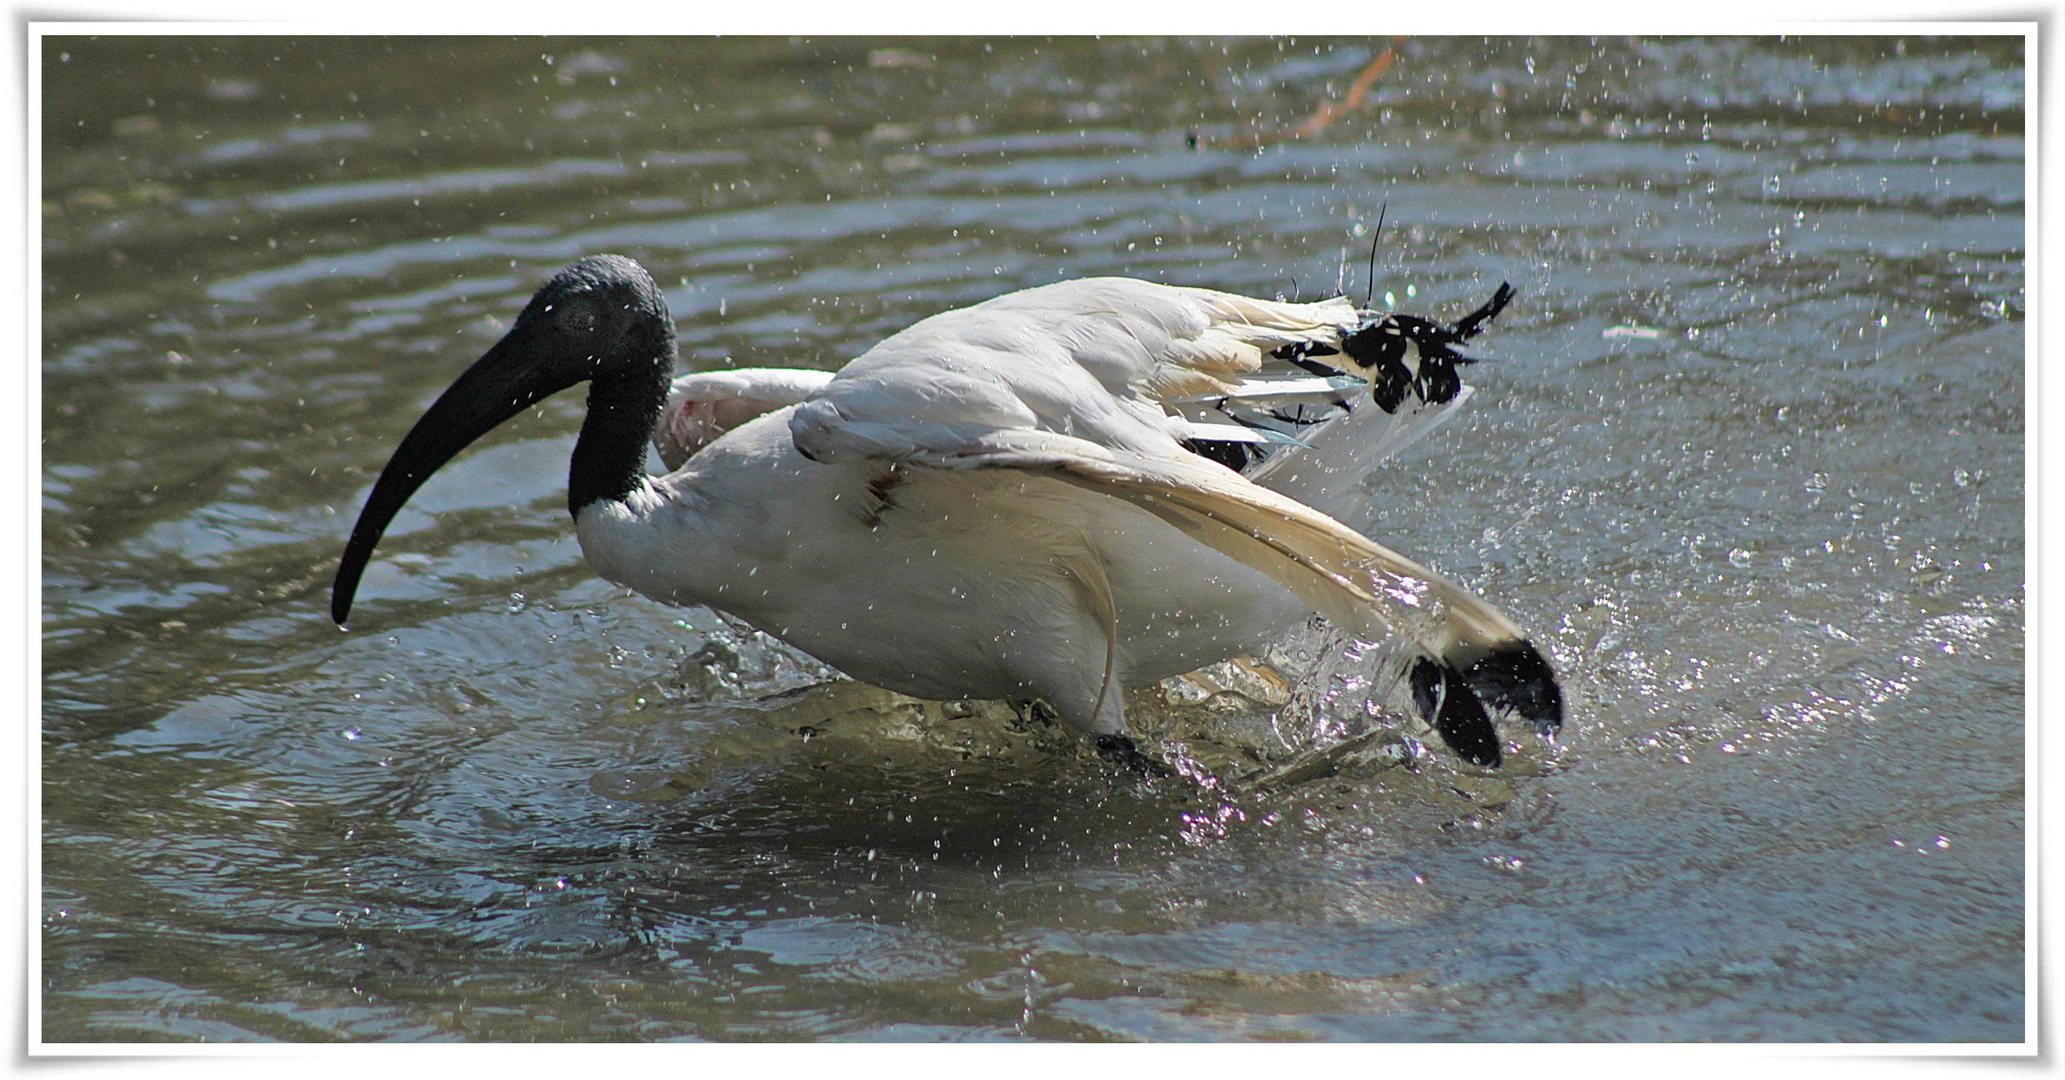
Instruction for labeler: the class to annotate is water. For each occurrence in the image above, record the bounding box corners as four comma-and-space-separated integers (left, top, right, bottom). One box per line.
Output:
40, 35, 2024, 1043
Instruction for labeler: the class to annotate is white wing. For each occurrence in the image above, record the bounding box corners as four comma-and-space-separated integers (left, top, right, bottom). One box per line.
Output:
788, 277, 1561, 739
790, 277, 1357, 462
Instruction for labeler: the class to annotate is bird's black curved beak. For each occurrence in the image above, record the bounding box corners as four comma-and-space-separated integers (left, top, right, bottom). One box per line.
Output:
331, 323, 583, 625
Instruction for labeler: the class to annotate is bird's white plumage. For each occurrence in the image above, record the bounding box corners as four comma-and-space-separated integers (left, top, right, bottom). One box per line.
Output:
586, 276, 1526, 740
591, 408, 1307, 735
788, 278, 1355, 465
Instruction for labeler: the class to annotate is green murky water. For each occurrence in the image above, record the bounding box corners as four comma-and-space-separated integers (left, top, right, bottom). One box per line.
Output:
41, 35, 2023, 1042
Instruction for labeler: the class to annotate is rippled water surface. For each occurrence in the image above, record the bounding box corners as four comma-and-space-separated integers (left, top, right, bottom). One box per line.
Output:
40, 35, 2025, 1042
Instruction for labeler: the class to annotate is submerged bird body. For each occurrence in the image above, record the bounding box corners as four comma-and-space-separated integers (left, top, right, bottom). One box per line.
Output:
334, 257, 1559, 767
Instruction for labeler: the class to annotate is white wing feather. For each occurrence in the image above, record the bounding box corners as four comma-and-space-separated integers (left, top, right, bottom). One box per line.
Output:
788, 277, 1534, 668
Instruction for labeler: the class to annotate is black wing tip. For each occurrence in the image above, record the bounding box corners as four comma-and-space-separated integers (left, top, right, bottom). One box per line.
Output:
1341, 280, 1519, 414
1410, 656, 1502, 768
1451, 281, 1518, 342
1461, 639, 1565, 734
1409, 639, 1565, 768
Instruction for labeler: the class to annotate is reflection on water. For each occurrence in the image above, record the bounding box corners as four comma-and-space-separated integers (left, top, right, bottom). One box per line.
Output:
42, 35, 2023, 1042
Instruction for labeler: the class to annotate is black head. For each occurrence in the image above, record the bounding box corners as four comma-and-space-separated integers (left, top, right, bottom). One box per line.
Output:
331, 255, 677, 625
499, 255, 676, 386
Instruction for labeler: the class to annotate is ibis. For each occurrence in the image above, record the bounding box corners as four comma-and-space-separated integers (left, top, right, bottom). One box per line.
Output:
333, 256, 1561, 768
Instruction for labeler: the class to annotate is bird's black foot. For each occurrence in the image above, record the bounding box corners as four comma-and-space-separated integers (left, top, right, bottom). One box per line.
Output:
1092, 733, 1175, 778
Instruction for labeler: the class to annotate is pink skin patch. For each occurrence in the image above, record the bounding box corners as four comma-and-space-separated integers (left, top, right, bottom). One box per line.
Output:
653, 369, 835, 471
658, 395, 787, 470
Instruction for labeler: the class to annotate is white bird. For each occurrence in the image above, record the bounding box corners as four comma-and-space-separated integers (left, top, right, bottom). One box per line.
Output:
333, 256, 1560, 769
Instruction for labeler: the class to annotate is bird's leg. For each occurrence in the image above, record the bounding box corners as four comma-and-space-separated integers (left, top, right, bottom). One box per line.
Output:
1000, 606, 1174, 776
1011, 700, 1172, 777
